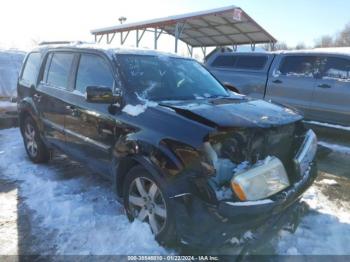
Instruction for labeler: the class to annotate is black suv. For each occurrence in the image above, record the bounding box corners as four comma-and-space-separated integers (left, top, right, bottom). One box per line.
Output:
17, 44, 318, 247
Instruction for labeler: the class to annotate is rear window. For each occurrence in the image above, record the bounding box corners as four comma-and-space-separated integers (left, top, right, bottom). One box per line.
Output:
211, 55, 237, 67
46, 53, 75, 89
235, 56, 268, 70
322, 57, 350, 81
211, 55, 267, 70
279, 56, 318, 77
21, 52, 41, 86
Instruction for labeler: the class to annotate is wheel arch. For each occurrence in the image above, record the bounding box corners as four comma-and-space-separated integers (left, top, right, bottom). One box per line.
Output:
115, 155, 167, 198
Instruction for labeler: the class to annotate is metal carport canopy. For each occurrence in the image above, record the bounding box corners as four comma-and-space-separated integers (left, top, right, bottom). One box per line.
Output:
91, 5, 277, 53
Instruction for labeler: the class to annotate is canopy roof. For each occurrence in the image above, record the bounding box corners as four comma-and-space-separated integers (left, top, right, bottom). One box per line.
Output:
91, 5, 276, 50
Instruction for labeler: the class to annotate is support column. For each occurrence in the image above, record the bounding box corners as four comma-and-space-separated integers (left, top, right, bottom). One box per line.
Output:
154, 28, 158, 50
136, 29, 139, 47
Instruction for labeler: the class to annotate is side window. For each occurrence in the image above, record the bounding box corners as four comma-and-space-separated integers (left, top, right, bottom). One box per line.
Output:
322, 57, 350, 81
211, 55, 237, 68
235, 55, 268, 70
75, 54, 114, 94
47, 53, 75, 89
21, 52, 41, 86
42, 53, 53, 83
279, 56, 317, 77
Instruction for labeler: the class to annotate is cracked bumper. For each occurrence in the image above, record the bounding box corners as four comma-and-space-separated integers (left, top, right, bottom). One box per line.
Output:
173, 161, 317, 248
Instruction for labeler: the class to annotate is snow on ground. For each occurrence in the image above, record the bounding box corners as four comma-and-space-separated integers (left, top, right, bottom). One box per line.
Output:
0, 101, 17, 112
274, 186, 350, 255
0, 128, 170, 255
0, 127, 350, 255
318, 179, 338, 185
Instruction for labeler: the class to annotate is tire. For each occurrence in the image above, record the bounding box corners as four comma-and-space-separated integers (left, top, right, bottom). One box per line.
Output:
123, 165, 177, 245
22, 116, 50, 163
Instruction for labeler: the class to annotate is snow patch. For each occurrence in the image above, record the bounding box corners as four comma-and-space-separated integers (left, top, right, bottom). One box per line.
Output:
225, 199, 273, 206
215, 186, 233, 201
275, 186, 350, 255
122, 104, 147, 116
318, 179, 338, 186
0, 128, 171, 255
0, 101, 17, 111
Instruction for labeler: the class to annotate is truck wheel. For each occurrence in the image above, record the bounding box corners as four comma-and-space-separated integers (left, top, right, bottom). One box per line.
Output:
123, 165, 177, 245
22, 116, 50, 163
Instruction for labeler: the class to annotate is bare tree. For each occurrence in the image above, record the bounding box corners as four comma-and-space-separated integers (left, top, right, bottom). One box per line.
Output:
335, 23, 350, 46
315, 35, 334, 47
295, 42, 307, 50
262, 41, 289, 51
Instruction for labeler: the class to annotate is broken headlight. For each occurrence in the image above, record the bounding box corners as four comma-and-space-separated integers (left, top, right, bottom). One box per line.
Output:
231, 157, 290, 201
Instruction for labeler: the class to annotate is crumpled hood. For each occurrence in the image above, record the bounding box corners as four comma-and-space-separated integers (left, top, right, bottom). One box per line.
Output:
160, 98, 303, 128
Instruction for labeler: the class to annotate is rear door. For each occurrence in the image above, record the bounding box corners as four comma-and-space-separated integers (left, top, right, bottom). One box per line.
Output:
265, 54, 318, 119
63, 52, 117, 176
35, 52, 76, 148
18, 52, 41, 101
311, 55, 350, 126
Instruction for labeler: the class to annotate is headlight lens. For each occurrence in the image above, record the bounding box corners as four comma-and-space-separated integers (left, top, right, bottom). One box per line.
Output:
294, 130, 317, 176
231, 157, 290, 201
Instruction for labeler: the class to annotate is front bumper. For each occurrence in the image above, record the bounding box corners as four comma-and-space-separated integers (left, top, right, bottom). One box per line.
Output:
173, 161, 317, 248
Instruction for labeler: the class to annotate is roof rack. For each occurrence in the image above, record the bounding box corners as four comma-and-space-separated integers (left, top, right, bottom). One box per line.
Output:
38, 41, 73, 46
38, 41, 89, 46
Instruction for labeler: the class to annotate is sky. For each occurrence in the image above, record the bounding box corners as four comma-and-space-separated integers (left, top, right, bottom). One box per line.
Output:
0, 0, 349, 51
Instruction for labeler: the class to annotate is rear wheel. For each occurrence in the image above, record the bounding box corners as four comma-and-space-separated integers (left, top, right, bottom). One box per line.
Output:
22, 117, 50, 163
123, 165, 176, 244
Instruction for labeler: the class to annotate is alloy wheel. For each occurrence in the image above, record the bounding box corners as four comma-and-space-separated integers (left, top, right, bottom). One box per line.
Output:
128, 177, 167, 234
24, 122, 38, 158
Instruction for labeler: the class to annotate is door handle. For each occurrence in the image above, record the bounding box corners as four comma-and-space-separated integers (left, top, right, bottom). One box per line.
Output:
272, 79, 282, 84
33, 93, 42, 99
66, 105, 80, 117
65, 105, 76, 110
318, 84, 331, 89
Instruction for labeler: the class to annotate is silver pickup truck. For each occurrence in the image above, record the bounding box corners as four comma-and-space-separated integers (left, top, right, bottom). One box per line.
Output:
205, 48, 350, 127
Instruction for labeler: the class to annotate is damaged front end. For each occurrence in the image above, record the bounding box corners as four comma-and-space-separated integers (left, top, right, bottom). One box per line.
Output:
202, 122, 317, 202
172, 121, 318, 247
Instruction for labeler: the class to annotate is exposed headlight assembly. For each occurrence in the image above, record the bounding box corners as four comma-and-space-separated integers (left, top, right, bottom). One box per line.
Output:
294, 130, 317, 176
231, 157, 290, 201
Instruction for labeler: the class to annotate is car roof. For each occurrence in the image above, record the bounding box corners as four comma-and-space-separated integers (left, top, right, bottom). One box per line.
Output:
273, 47, 350, 56
32, 42, 189, 59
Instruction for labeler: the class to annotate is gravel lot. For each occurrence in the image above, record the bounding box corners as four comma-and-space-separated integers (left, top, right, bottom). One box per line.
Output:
0, 127, 350, 256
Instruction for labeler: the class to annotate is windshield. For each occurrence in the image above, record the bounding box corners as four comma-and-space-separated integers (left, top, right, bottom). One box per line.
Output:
116, 54, 229, 101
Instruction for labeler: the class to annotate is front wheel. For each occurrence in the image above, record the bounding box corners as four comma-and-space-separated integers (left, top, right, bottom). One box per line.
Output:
22, 116, 50, 163
123, 165, 176, 245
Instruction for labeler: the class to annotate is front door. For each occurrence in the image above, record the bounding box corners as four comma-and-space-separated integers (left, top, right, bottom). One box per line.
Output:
63, 53, 117, 176
310, 55, 350, 126
265, 55, 318, 119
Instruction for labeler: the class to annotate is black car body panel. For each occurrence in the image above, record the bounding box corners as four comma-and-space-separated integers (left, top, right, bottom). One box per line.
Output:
17, 45, 318, 247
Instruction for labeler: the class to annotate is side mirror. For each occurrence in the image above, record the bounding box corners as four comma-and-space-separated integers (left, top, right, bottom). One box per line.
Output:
223, 82, 239, 93
86, 86, 119, 104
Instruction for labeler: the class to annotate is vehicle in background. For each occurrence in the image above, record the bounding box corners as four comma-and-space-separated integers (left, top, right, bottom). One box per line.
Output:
17, 44, 317, 247
0, 50, 26, 98
205, 48, 350, 127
